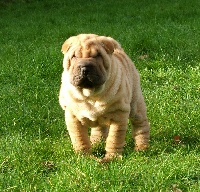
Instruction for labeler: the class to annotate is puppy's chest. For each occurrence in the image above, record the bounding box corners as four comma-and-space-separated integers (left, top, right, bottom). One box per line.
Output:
72, 99, 108, 122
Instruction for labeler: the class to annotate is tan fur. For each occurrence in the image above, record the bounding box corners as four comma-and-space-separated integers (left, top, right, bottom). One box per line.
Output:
59, 34, 150, 162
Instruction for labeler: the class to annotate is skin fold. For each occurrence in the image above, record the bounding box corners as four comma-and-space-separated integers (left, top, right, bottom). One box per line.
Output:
59, 34, 150, 162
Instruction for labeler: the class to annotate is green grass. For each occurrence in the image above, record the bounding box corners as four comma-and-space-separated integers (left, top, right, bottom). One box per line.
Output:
0, 0, 200, 191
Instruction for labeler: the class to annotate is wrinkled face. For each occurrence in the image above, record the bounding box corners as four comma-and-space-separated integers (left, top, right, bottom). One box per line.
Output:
62, 34, 116, 90
69, 55, 107, 89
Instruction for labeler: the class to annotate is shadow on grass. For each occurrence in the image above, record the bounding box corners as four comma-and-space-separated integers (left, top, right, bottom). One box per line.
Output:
92, 142, 106, 159
122, 133, 200, 158
85, 129, 200, 160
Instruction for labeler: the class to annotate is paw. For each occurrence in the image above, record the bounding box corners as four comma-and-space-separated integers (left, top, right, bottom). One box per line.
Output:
98, 153, 122, 164
134, 144, 149, 151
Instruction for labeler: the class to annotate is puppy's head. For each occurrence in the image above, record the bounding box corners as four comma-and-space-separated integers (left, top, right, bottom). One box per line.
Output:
61, 34, 120, 90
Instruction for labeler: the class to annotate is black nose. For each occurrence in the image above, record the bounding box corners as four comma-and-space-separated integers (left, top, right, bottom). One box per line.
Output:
80, 64, 93, 76
81, 66, 90, 75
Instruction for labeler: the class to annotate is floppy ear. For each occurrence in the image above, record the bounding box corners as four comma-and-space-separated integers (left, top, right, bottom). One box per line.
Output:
61, 39, 71, 54
99, 36, 121, 54
99, 37, 115, 54
97, 36, 115, 54
61, 36, 78, 54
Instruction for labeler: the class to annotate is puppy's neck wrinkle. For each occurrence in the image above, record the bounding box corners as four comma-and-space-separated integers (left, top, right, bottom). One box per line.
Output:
100, 58, 122, 101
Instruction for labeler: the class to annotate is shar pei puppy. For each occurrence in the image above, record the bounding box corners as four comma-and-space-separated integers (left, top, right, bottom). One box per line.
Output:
59, 34, 150, 162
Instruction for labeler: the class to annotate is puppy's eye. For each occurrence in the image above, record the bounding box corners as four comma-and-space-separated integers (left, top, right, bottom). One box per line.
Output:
71, 55, 76, 59
95, 53, 101, 58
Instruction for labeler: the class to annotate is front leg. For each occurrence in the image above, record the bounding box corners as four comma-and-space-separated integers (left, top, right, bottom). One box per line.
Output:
102, 113, 129, 162
65, 110, 91, 154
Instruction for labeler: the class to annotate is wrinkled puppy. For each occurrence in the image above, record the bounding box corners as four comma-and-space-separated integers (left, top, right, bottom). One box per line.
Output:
59, 34, 150, 162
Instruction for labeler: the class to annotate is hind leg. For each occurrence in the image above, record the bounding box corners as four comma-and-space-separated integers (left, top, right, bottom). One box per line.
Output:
130, 95, 150, 151
90, 126, 109, 145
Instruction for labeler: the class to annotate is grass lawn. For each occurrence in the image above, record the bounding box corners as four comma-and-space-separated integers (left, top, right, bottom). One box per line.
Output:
0, 0, 200, 191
